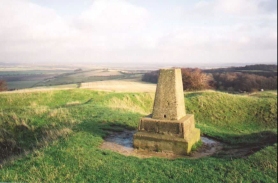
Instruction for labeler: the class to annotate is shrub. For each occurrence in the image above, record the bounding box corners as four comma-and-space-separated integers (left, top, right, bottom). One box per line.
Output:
0, 80, 7, 91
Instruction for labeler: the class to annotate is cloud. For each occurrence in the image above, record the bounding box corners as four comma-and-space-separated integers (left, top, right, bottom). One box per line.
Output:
194, 0, 277, 17
0, 0, 150, 63
0, 0, 75, 63
77, 0, 148, 32
0, 0, 71, 41
73, 0, 149, 50
151, 0, 277, 64
0, 0, 276, 66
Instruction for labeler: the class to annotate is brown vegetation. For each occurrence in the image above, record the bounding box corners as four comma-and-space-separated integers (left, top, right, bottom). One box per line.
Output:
181, 68, 213, 91
142, 68, 213, 91
213, 72, 277, 92
0, 80, 7, 91
141, 64, 277, 92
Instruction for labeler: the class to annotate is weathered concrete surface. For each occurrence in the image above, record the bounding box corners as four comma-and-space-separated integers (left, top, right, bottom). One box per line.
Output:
133, 68, 200, 155
138, 114, 195, 139
152, 69, 186, 120
134, 116, 200, 154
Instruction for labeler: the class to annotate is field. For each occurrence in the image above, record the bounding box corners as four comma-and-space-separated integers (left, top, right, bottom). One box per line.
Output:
0, 88, 277, 182
80, 78, 156, 92
0, 67, 148, 90
0, 69, 74, 90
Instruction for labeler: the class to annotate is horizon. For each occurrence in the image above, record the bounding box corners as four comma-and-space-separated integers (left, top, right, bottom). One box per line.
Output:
0, 60, 277, 70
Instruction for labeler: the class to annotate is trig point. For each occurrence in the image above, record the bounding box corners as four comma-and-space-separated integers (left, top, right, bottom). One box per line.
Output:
133, 68, 200, 155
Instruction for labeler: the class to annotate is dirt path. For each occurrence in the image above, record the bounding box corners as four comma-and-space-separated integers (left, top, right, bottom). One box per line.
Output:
100, 130, 224, 159
100, 130, 270, 159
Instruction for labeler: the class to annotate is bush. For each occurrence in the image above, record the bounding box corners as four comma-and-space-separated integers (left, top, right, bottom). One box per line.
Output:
141, 66, 277, 92
181, 68, 214, 91
142, 68, 214, 91
0, 80, 7, 91
141, 70, 159, 83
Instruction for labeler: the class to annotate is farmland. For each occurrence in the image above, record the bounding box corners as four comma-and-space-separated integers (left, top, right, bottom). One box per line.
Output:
0, 69, 73, 90
0, 67, 148, 90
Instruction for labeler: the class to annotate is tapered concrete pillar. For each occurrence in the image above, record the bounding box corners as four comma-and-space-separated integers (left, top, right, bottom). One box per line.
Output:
152, 69, 186, 120
133, 68, 200, 155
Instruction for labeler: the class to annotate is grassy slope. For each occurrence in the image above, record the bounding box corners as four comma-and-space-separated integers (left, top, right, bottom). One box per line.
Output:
185, 91, 277, 144
0, 89, 277, 182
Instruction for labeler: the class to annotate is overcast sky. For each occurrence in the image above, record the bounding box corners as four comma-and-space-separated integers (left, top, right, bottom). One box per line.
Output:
0, 0, 277, 67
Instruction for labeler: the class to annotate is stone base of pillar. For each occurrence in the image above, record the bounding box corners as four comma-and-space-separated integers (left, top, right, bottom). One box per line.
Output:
133, 114, 201, 155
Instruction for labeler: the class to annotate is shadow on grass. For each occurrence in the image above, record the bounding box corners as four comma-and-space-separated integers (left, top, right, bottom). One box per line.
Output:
0, 105, 141, 165
1, 103, 276, 164
75, 108, 139, 137
206, 130, 277, 145
210, 130, 277, 158
75, 106, 277, 160
79, 114, 277, 160
184, 92, 204, 98
0, 123, 74, 165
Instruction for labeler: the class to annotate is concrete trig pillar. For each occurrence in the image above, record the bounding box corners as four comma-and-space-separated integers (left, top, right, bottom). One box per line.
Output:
152, 69, 186, 120
133, 68, 200, 155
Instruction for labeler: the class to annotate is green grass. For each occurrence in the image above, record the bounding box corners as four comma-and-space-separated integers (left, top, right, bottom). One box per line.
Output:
0, 89, 277, 182
185, 91, 277, 145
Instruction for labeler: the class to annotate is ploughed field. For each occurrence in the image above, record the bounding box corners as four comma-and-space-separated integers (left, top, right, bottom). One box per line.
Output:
0, 89, 277, 182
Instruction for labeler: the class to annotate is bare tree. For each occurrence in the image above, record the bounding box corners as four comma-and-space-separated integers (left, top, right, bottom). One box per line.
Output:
0, 80, 7, 91
181, 68, 213, 91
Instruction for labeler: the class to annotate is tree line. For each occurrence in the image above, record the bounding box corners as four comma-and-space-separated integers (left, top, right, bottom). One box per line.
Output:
142, 65, 277, 92
204, 64, 277, 77
212, 72, 277, 92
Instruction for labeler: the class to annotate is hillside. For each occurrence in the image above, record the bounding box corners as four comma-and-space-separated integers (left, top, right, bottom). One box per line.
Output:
0, 68, 148, 90
0, 89, 277, 182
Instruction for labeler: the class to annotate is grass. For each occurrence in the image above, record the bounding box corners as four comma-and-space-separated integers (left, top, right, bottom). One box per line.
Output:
185, 91, 277, 145
106, 93, 154, 115
0, 89, 277, 182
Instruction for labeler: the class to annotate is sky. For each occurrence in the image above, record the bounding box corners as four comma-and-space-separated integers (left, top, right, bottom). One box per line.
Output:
0, 0, 277, 67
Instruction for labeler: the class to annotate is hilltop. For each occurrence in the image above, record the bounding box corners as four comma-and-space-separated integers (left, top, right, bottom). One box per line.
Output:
0, 88, 277, 182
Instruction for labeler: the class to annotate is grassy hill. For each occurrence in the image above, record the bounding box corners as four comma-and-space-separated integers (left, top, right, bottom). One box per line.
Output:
0, 89, 277, 182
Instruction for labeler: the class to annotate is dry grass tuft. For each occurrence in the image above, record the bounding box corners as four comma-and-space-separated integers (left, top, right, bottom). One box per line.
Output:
48, 108, 69, 121
107, 94, 153, 115
65, 101, 81, 106
32, 106, 49, 115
